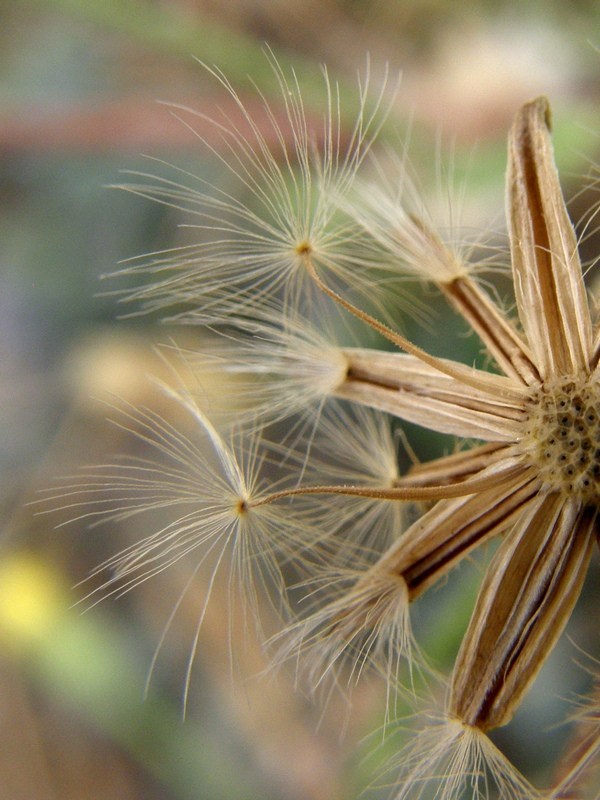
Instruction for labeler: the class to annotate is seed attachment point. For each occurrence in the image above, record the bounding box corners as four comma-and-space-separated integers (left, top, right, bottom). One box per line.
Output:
295, 241, 313, 256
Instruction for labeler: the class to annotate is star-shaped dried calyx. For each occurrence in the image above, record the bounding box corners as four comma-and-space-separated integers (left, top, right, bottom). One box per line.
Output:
252, 97, 600, 792
76, 66, 600, 798
329, 97, 600, 738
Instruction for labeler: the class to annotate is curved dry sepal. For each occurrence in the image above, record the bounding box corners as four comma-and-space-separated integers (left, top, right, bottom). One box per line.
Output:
340, 119, 539, 384
441, 276, 539, 384
450, 495, 597, 731
388, 713, 538, 800
507, 96, 592, 379
364, 460, 539, 602
274, 462, 538, 695
338, 348, 530, 441
398, 441, 509, 488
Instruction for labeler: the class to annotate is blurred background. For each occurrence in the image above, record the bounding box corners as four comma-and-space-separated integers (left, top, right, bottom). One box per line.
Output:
2, 1, 600, 798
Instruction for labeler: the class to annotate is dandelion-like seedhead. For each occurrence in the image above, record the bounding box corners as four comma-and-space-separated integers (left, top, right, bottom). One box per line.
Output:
55, 393, 321, 612
54, 57, 600, 797
110, 54, 399, 322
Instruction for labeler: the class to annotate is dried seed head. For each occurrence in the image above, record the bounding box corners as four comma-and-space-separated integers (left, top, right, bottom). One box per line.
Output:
521, 376, 600, 499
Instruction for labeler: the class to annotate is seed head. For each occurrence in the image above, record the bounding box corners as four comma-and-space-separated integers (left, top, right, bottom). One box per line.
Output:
64, 62, 600, 797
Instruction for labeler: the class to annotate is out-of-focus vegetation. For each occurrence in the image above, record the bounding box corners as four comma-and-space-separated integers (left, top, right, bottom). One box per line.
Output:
1, 1, 600, 797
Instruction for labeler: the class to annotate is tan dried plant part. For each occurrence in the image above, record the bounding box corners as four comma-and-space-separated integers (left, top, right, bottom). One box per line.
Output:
72, 69, 600, 797
272, 98, 600, 743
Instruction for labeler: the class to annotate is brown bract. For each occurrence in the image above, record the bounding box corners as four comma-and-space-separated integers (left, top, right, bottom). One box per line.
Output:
307, 97, 600, 736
